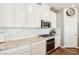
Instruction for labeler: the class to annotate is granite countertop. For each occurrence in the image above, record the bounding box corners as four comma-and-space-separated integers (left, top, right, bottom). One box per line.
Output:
0, 36, 55, 51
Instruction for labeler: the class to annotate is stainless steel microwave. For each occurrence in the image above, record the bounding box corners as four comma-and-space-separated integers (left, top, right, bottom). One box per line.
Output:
41, 20, 51, 28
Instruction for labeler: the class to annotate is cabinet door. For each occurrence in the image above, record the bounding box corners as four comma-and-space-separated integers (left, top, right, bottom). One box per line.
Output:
32, 40, 46, 55
27, 3, 34, 28
0, 4, 15, 27
0, 33, 5, 42
55, 36, 60, 49
28, 3, 41, 28
55, 28, 61, 48
5, 4, 15, 27
0, 4, 5, 27
49, 11, 56, 28
15, 3, 27, 27
41, 4, 50, 21
34, 4, 41, 28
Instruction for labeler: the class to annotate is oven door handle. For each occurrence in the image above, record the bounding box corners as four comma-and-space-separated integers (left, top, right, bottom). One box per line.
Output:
47, 41, 55, 45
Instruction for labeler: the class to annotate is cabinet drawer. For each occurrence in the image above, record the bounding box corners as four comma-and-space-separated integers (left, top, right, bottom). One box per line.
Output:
14, 50, 31, 55
0, 51, 3, 55
32, 40, 46, 55
10, 49, 31, 55
3, 45, 31, 55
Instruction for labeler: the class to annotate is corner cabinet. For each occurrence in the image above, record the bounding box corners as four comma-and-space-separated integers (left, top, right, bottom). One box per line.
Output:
55, 28, 61, 49
32, 40, 46, 55
27, 3, 41, 28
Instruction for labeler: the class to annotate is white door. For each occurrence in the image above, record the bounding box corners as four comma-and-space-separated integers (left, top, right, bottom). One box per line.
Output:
64, 8, 78, 48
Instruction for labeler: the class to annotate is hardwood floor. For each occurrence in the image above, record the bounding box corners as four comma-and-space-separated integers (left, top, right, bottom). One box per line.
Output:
50, 47, 79, 55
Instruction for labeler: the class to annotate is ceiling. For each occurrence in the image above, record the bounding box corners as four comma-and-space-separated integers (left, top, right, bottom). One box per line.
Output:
48, 3, 79, 10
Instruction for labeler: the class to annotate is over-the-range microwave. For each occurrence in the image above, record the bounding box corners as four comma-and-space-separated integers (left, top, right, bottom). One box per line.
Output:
41, 20, 51, 28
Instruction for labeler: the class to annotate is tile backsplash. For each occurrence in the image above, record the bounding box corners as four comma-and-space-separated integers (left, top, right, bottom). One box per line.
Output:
0, 28, 51, 41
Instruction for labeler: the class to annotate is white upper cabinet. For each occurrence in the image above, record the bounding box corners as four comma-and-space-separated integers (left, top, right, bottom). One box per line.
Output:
0, 4, 15, 27
0, 3, 28, 27
41, 4, 50, 21
34, 4, 41, 28
27, 3, 35, 28
0, 3, 56, 28
49, 11, 56, 28
27, 3, 41, 28
41, 4, 56, 28
15, 3, 28, 27
0, 4, 5, 27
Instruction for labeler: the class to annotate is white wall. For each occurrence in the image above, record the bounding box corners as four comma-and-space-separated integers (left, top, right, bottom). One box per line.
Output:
56, 9, 64, 46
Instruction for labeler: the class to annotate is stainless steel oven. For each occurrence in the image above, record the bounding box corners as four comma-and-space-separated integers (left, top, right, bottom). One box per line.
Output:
46, 38, 55, 55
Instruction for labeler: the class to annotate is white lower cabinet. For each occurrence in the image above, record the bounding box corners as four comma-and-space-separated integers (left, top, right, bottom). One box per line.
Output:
32, 40, 46, 55
0, 51, 3, 55
2, 45, 31, 55
55, 36, 60, 49
55, 29, 61, 49
0, 33, 5, 42
1, 40, 46, 55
